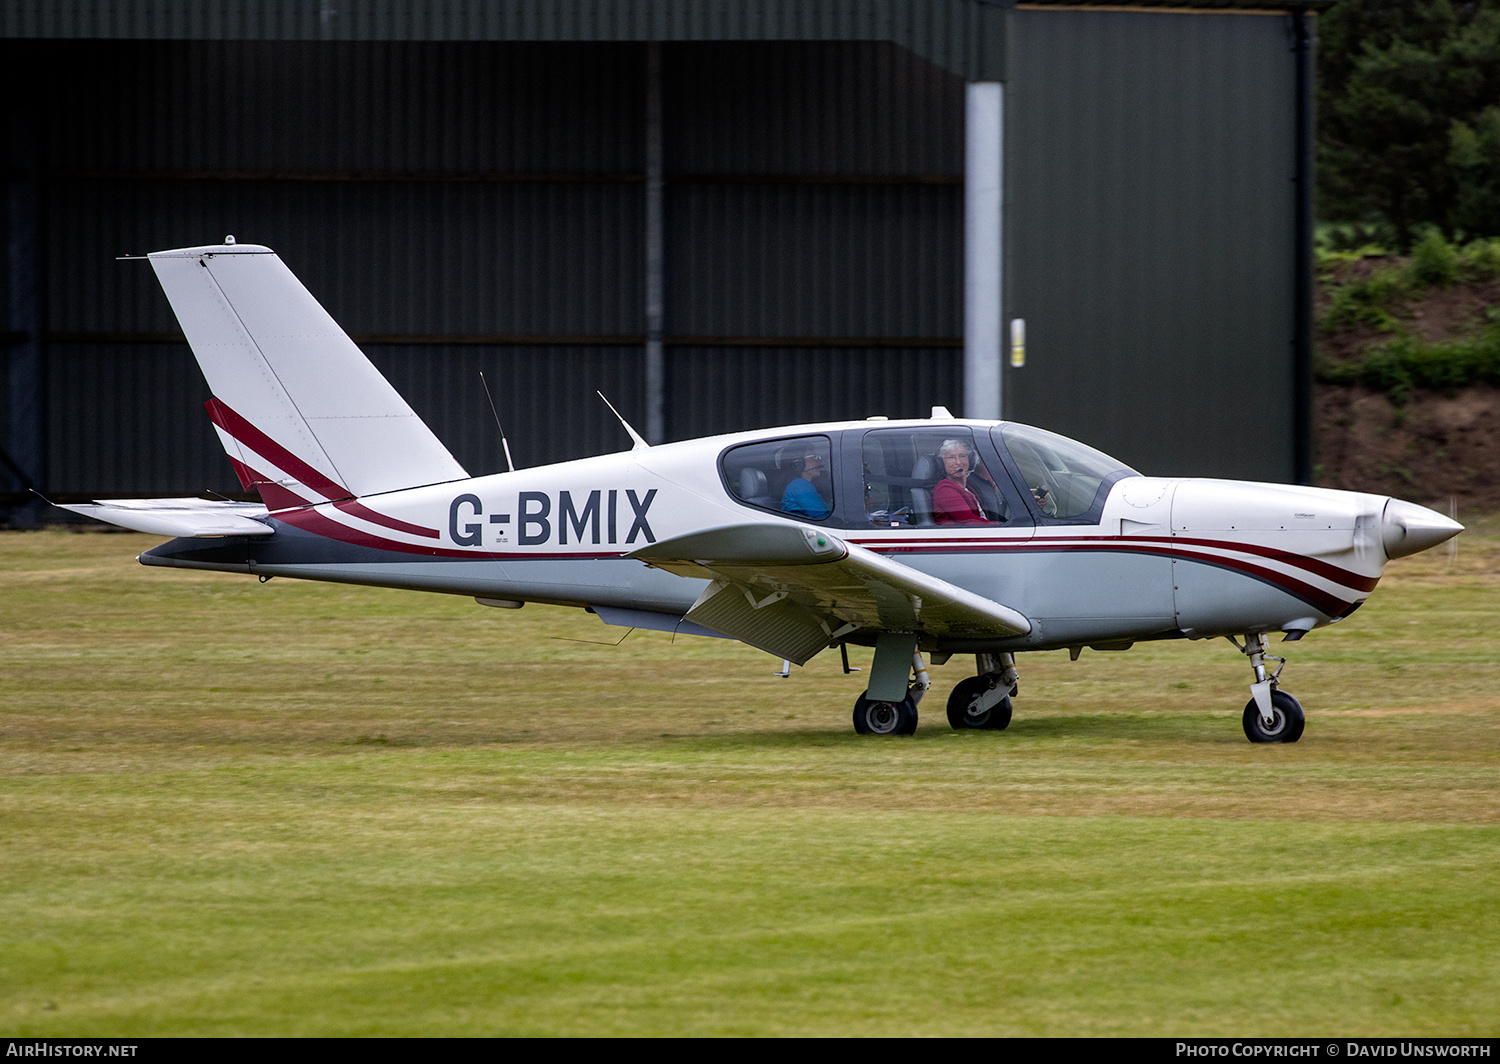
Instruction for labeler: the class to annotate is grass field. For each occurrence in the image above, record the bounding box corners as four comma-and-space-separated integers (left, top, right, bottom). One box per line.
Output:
2, 524, 1498, 1036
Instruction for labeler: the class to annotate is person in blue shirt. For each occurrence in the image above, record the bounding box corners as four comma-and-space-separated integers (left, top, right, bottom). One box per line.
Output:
780, 449, 831, 519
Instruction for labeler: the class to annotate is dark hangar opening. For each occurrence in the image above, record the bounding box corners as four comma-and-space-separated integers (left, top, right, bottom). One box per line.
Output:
2, 0, 1315, 524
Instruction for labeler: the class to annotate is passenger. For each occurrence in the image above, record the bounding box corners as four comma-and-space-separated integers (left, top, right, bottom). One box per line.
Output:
780, 449, 832, 519
932, 438, 998, 526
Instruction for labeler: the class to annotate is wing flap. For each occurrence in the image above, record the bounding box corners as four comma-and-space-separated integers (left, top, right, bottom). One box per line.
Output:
684, 580, 839, 665
630, 523, 1031, 660
58, 498, 274, 538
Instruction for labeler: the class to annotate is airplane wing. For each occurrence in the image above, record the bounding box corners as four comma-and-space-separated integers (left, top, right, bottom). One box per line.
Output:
628, 523, 1031, 665
57, 498, 275, 538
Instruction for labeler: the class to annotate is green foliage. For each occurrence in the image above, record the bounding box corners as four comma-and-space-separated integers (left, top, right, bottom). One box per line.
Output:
1318, 231, 1500, 400
1319, 0, 1500, 248
1411, 227, 1461, 285
1320, 267, 1409, 333
1463, 235, 1500, 279
1318, 232, 1500, 337
1314, 224, 1392, 270
1450, 104, 1500, 237
1316, 220, 1397, 257
1318, 320, 1500, 404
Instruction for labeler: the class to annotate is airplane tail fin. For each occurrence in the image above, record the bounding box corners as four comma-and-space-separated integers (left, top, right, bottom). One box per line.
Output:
148, 241, 468, 510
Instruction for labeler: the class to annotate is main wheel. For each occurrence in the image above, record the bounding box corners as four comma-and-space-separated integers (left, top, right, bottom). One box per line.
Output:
1242, 689, 1305, 743
852, 693, 919, 736
946, 675, 1013, 731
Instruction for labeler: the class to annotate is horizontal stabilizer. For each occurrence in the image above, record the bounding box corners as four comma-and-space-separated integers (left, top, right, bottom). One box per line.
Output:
58, 498, 274, 538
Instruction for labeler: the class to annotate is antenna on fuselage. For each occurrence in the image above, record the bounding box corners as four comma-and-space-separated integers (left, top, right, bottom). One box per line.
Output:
597, 391, 651, 451
479, 372, 516, 472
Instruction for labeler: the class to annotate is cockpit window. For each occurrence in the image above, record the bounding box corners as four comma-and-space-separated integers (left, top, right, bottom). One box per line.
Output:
721, 436, 834, 521
996, 424, 1137, 521
859, 427, 1010, 528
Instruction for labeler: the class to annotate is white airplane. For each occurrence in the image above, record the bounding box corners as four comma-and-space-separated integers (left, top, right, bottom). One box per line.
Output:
62, 240, 1464, 743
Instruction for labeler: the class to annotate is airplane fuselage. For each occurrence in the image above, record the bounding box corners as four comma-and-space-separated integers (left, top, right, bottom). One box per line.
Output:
142, 418, 1410, 655
93, 241, 1462, 741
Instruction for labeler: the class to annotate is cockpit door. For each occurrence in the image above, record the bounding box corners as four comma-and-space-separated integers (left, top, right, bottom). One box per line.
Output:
838, 425, 1034, 535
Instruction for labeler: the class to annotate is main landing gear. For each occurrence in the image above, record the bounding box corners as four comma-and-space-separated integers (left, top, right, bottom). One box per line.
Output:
1231, 632, 1305, 743
850, 637, 1021, 737
851, 633, 929, 735
946, 652, 1018, 731
852, 692, 919, 735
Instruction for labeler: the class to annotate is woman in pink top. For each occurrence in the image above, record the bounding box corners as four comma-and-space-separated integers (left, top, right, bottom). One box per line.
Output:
932, 439, 998, 526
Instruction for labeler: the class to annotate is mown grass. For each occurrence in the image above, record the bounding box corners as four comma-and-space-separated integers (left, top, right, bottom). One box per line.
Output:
2, 527, 1498, 1035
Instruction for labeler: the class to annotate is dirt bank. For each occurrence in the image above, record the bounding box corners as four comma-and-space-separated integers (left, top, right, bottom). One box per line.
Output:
1315, 382, 1500, 512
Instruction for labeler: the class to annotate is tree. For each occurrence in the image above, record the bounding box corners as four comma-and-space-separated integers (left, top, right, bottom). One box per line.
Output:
1319, 0, 1500, 248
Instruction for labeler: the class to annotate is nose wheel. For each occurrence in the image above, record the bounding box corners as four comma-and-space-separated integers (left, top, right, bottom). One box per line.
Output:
1231, 633, 1305, 744
1242, 689, 1305, 743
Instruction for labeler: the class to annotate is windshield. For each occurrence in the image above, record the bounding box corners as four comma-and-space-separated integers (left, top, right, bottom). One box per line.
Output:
996, 424, 1137, 521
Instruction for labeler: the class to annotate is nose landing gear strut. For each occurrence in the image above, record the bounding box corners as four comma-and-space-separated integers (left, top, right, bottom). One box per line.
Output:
1230, 633, 1305, 743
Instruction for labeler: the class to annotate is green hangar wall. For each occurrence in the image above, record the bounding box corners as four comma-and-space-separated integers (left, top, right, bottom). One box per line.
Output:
1, 0, 1316, 525
1005, 5, 1309, 479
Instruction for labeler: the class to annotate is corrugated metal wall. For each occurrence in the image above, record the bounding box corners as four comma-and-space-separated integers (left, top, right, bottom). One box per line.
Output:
1005, 9, 1297, 481
661, 42, 965, 438
4, 37, 965, 507
0, 0, 1009, 82
6, 14, 1306, 513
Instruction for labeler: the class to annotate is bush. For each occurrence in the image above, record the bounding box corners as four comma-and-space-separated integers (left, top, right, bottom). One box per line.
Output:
1322, 323, 1500, 404
1318, 233, 1500, 335
1320, 268, 1409, 333
1411, 229, 1461, 286
1461, 237, 1500, 279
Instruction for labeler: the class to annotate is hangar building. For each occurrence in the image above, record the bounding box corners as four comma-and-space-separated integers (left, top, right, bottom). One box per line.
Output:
2, 0, 1317, 526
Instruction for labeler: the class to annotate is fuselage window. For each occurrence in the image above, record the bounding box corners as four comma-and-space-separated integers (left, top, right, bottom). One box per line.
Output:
721, 436, 834, 521
997, 424, 1137, 520
859, 428, 1009, 528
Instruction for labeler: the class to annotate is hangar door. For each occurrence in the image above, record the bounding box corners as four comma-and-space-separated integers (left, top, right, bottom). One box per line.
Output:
1003, 9, 1297, 483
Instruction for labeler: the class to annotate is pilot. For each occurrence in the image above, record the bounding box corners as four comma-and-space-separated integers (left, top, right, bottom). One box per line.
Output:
932, 438, 998, 526
780, 449, 832, 520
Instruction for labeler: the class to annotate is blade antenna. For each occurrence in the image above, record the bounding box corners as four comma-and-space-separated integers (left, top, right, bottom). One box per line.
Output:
597, 391, 650, 451
479, 371, 516, 472
557, 628, 636, 647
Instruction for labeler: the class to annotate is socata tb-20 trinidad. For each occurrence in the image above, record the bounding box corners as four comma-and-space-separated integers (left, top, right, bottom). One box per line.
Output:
63, 240, 1463, 742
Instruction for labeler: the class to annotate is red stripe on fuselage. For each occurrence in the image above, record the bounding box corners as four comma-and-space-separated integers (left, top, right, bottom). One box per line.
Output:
854, 533, 1379, 595
271, 505, 629, 560
332, 498, 440, 539
204, 397, 352, 503
273, 505, 459, 556
207, 397, 440, 537
269, 508, 1357, 616
1101, 533, 1379, 593
854, 538, 1357, 617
